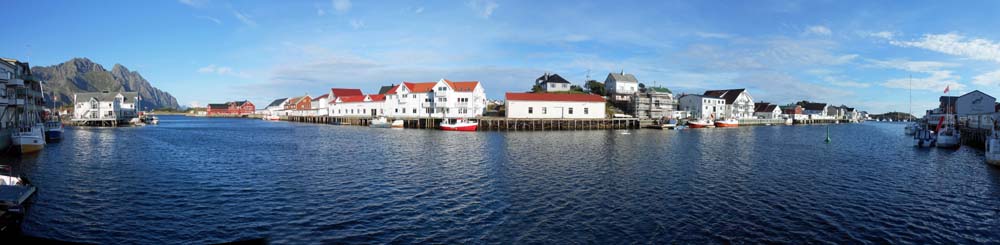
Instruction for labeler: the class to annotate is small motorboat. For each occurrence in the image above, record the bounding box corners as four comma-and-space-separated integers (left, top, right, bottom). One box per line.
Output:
936, 125, 960, 149
148, 116, 159, 125
11, 124, 45, 154
263, 115, 280, 121
662, 118, 677, 130
440, 118, 478, 131
913, 126, 936, 147
44, 121, 63, 141
370, 117, 392, 128
714, 118, 739, 128
687, 119, 714, 128
391, 120, 404, 128
986, 126, 1000, 166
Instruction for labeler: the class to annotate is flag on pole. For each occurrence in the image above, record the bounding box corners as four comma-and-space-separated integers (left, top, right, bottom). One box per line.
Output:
944, 85, 950, 94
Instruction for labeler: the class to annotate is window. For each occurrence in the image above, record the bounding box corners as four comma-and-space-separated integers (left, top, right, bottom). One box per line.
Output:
427, 108, 433, 113
569, 108, 574, 114
528, 107, 533, 114
542, 107, 547, 114
584, 108, 589, 114
438, 87, 447, 91
395, 108, 399, 113
412, 108, 416, 113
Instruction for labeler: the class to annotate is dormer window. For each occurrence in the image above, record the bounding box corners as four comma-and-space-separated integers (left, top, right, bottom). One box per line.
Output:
438, 87, 447, 91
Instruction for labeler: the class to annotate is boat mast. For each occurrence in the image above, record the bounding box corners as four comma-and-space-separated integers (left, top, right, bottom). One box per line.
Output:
908, 74, 912, 121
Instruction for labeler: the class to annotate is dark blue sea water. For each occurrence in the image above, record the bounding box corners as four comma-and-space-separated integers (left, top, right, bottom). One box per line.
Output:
7, 115, 1000, 243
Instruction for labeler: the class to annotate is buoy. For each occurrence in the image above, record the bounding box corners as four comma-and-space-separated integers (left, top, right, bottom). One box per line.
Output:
825, 125, 832, 143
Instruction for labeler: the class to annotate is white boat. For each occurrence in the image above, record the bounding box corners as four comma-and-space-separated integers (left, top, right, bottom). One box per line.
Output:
986, 127, 1000, 166
0, 165, 37, 233
913, 126, 936, 147
391, 120, 404, 128
904, 123, 917, 135
687, 119, 714, 128
149, 116, 159, 125
11, 123, 44, 154
370, 117, 391, 128
936, 125, 960, 148
263, 115, 280, 121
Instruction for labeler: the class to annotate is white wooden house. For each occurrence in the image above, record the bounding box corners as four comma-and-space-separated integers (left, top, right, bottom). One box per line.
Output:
72, 91, 140, 122
505, 92, 606, 119
678, 94, 726, 120
383, 79, 487, 118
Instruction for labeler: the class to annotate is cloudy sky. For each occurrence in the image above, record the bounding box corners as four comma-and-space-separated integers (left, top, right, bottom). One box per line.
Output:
3, 0, 1000, 113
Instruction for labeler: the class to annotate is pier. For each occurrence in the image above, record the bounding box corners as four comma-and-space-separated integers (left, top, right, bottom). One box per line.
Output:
279, 115, 641, 130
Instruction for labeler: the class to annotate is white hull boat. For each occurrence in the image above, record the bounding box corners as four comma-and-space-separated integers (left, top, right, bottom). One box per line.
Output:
11, 124, 45, 154
987, 129, 1000, 166
936, 126, 960, 148
904, 123, 916, 135
370, 117, 392, 128
913, 127, 936, 147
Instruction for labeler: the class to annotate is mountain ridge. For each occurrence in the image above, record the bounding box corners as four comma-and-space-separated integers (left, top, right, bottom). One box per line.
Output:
32, 57, 179, 110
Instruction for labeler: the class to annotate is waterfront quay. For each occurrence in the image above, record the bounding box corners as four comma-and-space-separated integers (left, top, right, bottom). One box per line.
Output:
281, 115, 642, 130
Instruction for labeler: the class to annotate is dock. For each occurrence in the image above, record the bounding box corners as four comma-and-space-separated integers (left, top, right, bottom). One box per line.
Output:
278, 115, 641, 130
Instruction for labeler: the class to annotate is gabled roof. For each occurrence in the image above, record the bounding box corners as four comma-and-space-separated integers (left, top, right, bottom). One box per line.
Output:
208, 103, 229, 109
403, 82, 437, 93
536, 73, 571, 84
337, 95, 368, 103
233, 100, 251, 106
506, 92, 605, 102
378, 85, 396, 94
76, 91, 139, 102
754, 103, 778, 113
606, 72, 638, 83
444, 80, 480, 92
368, 94, 386, 101
803, 102, 828, 110
267, 98, 287, 107
286, 96, 308, 105
311, 94, 330, 101
680, 94, 724, 100
960, 90, 995, 100
330, 88, 363, 98
703, 88, 747, 104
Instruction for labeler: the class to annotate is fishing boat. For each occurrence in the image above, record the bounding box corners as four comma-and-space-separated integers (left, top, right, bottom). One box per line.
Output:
714, 118, 739, 128
913, 125, 936, 147
0, 165, 37, 234
147, 116, 159, 125
11, 124, 44, 154
662, 118, 678, 129
936, 125, 960, 148
391, 120, 404, 128
263, 115, 280, 121
370, 117, 392, 128
440, 118, 478, 131
687, 119, 714, 128
44, 120, 63, 141
986, 125, 1000, 166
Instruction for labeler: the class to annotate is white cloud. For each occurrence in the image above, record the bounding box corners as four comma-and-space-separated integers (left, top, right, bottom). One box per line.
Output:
694, 32, 732, 39
414, 7, 425, 14
233, 11, 257, 27
333, 0, 351, 13
868, 31, 894, 39
890, 33, 1000, 63
317, 8, 326, 16
178, 0, 208, 8
805, 25, 832, 36
198, 64, 249, 78
824, 77, 872, 88
870, 59, 964, 92
868, 59, 958, 73
349, 19, 365, 29
973, 70, 1000, 86
196, 15, 221, 25
468, 0, 499, 19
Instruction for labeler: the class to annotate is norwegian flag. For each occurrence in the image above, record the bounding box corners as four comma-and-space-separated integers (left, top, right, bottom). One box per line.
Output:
944, 85, 950, 94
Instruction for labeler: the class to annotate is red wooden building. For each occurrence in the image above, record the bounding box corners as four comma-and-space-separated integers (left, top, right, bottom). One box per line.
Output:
284, 96, 312, 111
206, 100, 256, 115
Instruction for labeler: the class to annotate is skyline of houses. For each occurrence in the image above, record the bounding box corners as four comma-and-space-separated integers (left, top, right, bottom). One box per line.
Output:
209, 70, 870, 121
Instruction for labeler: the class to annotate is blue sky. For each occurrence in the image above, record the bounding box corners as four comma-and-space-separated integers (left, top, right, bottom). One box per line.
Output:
4, 0, 1000, 113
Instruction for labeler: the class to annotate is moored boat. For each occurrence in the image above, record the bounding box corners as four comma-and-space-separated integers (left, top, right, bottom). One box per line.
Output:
44, 121, 63, 141
440, 118, 478, 131
913, 125, 936, 147
904, 123, 916, 135
391, 120, 404, 128
687, 119, 714, 128
936, 125, 960, 148
0, 165, 37, 235
370, 117, 392, 128
263, 115, 280, 121
986, 126, 1000, 166
714, 118, 739, 128
11, 124, 45, 154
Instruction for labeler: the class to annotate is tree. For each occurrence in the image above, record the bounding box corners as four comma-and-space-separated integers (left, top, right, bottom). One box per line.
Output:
569, 85, 585, 93
585, 80, 605, 96
530, 84, 543, 93
638, 83, 647, 93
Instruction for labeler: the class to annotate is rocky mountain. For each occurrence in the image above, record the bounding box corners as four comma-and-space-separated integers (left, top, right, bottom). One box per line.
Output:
32, 58, 179, 110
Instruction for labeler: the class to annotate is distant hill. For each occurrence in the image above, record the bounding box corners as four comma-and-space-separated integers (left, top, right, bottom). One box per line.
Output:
32, 57, 179, 110
871, 112, 917, 121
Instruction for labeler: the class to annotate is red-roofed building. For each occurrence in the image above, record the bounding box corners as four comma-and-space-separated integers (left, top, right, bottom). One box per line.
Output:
206, 100, 255, 115
505, 92, 606, 119
329, 94, 386, 117
383, 78, 487, 118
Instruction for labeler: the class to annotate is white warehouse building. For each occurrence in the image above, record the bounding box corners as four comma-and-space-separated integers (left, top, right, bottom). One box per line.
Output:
505, 92, 606, 119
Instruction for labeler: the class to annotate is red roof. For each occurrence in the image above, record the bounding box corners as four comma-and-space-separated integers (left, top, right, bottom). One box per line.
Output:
330, 88, 363, 98
384, 85, 401, 95
444, 79, 479, 92
505, 92, 605, 102
337, 95, 367, 103
402, 82, 437, 93
311, 94, 330, 101
368, 94, 386, 101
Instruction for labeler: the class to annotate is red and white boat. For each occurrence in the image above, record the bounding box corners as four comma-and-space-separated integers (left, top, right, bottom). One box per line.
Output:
715, 118, 739, 127
687, 119, 714, 128
440, 118, 478, 131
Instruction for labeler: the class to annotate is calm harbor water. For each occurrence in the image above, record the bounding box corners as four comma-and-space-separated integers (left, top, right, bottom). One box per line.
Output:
6, 115, 1000, 243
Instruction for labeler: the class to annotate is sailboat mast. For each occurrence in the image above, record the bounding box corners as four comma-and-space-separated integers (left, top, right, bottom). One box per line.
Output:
908, 74, 912, 120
